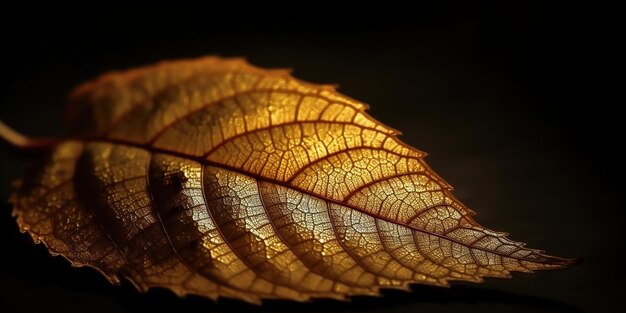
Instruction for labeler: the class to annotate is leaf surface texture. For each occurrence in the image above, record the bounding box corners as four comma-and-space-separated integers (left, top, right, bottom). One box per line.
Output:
12, 57, 572, 303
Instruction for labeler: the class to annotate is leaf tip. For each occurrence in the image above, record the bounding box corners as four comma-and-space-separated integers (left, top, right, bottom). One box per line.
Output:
526, 254, 579, 270
552, 256, 581, 268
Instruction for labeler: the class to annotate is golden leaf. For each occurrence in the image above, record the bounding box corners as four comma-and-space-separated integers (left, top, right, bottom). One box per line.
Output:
6, 56, 572, 304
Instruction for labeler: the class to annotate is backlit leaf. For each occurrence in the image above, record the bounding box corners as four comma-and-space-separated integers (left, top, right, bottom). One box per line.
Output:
10, 56, 572, 304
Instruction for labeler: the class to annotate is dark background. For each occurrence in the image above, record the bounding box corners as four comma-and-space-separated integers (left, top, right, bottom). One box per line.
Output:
0, 4, 618, 313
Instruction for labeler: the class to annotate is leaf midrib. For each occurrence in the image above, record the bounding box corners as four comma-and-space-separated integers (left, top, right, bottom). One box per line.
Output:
74, 136, 549, 264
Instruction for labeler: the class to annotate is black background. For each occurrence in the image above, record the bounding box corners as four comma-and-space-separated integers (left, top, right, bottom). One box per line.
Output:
0, 4, 619, 313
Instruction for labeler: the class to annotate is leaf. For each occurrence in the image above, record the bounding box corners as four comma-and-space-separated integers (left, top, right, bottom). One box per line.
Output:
10, 56, 573, 304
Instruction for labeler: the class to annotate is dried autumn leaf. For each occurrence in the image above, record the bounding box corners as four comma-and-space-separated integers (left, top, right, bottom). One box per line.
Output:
4, 56, 572, 304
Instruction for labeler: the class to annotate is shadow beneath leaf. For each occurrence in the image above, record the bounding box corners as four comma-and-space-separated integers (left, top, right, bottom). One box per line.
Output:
114, 284, 583, 313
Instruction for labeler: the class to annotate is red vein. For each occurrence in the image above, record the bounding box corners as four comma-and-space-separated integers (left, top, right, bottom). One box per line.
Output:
325, 203, 382, 283
286, 147, 423, 184
199, 166, 305, 297
201, 120, 400, 159
343, 173, 433, 202
142, 89, 385, 145
76, 137, 569, 265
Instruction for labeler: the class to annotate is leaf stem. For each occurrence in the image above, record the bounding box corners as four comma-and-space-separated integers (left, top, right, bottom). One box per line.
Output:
0, 119, 60, 153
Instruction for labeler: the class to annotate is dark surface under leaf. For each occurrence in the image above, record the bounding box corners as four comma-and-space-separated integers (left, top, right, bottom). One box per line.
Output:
0, 4, 618, 313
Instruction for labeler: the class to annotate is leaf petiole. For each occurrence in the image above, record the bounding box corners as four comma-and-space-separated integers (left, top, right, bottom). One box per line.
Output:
0, 119, 60, 153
